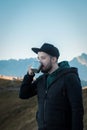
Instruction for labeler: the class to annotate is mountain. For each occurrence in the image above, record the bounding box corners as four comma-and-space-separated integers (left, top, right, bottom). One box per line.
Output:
0, 53, 87, 81
0, 58, 36, 77
69, 53, 87, 81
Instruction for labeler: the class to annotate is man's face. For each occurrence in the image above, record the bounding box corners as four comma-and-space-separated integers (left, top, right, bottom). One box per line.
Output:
37, 52, 53, 73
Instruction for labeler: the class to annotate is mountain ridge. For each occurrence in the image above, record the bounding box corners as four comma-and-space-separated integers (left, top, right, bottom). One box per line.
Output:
0, 53, 87, 81
69, 53, 87, 81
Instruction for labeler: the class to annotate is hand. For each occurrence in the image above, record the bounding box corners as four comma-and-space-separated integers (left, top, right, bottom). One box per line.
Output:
28, 66, 35, 76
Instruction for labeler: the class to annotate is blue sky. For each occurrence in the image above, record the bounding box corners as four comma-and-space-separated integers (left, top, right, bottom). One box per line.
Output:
0, 0, 87, 61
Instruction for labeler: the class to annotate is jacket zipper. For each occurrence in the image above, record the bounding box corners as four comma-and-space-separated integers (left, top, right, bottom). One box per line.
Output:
44, 89, 48, 126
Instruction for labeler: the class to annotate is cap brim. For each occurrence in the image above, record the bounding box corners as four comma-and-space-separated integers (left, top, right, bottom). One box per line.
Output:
32, 48, 41, 54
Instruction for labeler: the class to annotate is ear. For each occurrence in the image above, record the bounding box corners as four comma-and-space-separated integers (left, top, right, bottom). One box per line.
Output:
52, 57, 57, 63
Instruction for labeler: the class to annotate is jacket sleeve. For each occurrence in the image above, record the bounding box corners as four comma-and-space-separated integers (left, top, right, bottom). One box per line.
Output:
65, 73, 84, 130
19, 73, 37, 99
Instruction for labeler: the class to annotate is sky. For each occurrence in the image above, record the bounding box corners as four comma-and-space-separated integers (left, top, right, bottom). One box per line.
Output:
0, 0, 87, 61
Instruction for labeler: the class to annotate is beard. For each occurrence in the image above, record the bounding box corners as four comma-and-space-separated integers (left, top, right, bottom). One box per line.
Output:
41, 61, 52, 73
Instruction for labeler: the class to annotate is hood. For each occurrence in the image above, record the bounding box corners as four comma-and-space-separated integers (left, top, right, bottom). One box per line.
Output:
58, 61, 70, 69
57, 61, 79, 77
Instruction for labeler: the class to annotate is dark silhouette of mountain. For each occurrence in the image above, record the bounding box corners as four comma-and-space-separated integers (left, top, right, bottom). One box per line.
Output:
0, 53, 87, 81
69, 53, 87, 81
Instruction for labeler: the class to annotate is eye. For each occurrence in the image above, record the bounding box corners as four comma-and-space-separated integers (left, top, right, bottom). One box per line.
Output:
41, 56, 46, 60
37, 56, 39, 60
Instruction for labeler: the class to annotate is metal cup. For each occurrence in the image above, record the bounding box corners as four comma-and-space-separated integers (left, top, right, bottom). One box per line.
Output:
31, 60, 42, 73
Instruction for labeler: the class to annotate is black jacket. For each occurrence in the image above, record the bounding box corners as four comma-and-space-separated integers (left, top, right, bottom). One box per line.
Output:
19, 61, 84, 130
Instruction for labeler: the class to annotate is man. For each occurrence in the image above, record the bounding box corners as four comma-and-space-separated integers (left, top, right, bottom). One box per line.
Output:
19, 43, 84, 130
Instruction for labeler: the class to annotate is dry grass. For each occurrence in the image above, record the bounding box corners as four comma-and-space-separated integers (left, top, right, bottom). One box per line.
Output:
0, 78, 87, 130
0, 79, 38, 130
82, 87, 87, 130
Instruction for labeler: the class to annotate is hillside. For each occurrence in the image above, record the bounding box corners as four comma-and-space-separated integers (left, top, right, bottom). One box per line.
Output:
0, 78, 87, 130
0, 79, 37, 130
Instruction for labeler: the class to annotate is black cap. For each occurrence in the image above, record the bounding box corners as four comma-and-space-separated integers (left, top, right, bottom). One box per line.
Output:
32, 43, 60, 59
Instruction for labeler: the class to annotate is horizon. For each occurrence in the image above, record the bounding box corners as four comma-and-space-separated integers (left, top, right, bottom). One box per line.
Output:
0, 0, 87, 61
0, 52, 87, 62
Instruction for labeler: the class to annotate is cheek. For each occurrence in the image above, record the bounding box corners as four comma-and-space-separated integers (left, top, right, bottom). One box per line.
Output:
42, 60, 48, 66
40, 59, 47, 64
